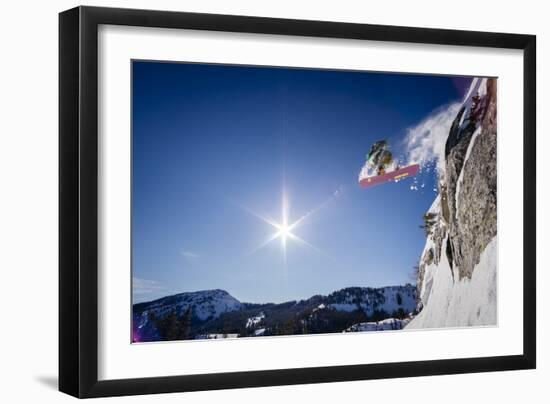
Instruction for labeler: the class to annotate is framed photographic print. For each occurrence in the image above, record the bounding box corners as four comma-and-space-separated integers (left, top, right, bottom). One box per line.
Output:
59, 6, 536, 398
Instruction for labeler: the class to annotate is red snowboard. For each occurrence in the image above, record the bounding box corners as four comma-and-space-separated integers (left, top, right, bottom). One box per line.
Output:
359, 164, 420, 189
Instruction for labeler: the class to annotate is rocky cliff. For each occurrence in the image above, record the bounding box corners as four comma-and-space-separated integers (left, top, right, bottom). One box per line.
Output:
407, 78, 498, 329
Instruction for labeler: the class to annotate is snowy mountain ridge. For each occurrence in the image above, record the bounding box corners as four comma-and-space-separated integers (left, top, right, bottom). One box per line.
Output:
324, 285, 416, 317
134, 288, 242, 322
133, 284, 416, 342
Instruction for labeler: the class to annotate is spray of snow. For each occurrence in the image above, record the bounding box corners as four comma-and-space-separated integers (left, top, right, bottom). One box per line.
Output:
403, 102, 462, 176
358, 77, 482, 187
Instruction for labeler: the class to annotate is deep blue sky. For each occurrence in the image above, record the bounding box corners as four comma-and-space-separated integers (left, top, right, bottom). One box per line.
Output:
132, 61, 469, 304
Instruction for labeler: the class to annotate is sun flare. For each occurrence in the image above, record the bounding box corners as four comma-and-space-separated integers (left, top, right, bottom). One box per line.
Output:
242, 189, 331, 260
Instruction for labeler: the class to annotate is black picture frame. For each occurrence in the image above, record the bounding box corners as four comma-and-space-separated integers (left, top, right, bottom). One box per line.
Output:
59, 5, 536, 398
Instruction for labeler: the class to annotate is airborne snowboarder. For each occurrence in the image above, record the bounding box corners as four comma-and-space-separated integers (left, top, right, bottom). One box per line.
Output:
366, 140, 394, 175
359, 139, 420, 189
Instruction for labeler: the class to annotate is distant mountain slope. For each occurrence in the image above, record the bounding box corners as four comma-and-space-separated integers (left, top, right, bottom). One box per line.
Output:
133, 289, 242, 342
133, 285, 416, 342
325, 286, 416, 317
134, 289, 242, 320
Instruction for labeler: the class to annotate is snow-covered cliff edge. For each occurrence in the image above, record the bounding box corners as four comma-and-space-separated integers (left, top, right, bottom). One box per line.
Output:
407, 77, 498, 329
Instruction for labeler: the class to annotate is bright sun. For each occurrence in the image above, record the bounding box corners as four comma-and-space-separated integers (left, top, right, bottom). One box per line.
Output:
275, 195, 293, 245
275, 220, 294, 248
243, 190, 325, 260
278, 223, 290, 239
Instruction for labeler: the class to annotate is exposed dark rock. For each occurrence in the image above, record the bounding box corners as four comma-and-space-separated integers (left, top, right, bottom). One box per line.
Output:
415, 78, 498, 311
446, 236, 454, 280
447, 79, 497, 279
445, 106, 466, 157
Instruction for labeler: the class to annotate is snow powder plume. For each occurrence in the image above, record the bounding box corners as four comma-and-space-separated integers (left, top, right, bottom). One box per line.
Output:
403, 102, 462, 177
358, 78, 478, 184
402, 77, 484, 179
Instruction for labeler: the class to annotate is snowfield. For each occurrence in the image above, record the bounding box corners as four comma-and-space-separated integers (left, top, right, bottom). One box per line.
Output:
253, 328, 266, 336
327, 285, 416, 317
345, 317, 412, 332
195, 333, 240, 340
407, 236, 497, 329
246, 312, 265, 328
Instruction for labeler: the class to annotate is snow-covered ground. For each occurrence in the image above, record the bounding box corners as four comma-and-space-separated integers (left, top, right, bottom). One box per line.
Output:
328, 286, 416, 317
195, 333, 240, 340
407, 236, 497, 329
246, 312, 265, 328
253, 328, 266, 336
313, 303, 326, 312
345, 317, 412, 332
